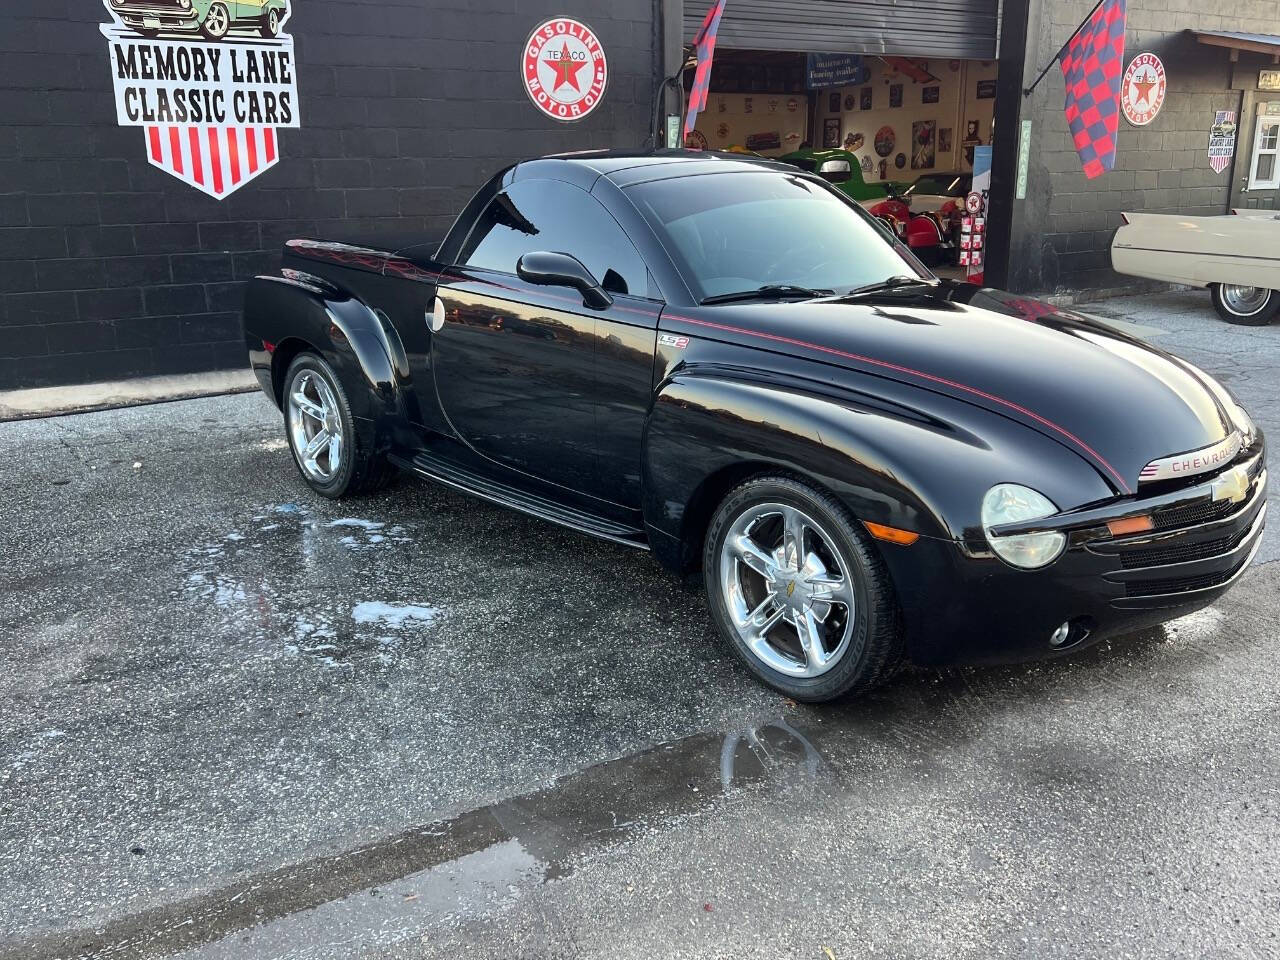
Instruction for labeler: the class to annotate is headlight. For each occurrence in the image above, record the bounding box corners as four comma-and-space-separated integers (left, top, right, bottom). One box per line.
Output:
982, 484, 1066, 569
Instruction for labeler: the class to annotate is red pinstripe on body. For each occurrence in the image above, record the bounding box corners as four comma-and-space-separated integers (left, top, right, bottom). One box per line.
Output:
669, 313, 1132, 493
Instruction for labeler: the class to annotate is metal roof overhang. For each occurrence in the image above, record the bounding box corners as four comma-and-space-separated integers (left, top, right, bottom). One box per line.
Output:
1193, 30, 1280, 62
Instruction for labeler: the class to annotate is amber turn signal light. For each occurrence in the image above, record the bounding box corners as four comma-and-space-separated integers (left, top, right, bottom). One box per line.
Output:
863, 521, 920, 545
1107, 515, 1154, 537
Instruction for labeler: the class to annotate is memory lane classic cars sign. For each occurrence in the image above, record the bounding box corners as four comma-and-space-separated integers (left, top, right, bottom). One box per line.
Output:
100, 0, 300, 199
522, 18, 608, 122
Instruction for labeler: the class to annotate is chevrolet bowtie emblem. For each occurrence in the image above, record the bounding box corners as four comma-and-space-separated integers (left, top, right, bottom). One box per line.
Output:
1210, 466, 1249, 504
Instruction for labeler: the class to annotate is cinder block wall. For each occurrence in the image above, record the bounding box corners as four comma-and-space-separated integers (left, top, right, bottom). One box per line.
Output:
1009, 2, 1279, 294
0, 1, 658, 390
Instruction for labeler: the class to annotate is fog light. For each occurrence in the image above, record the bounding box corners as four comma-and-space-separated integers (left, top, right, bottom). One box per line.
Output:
1049, 622, 1071, 648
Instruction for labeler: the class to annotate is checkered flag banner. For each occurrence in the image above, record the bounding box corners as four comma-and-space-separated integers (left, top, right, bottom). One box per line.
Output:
1058, 0, 1127, 179
683, 0, 727, 143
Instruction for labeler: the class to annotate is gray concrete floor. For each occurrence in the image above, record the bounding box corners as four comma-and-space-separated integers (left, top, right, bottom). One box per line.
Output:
1, 290, 1276, 959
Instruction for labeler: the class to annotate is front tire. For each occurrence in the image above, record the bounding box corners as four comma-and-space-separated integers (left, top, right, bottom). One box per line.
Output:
703, 476, 903, 702
282, 353, 393, 499
200, 2, 231, 40
260, 8, 281, 37
1211, 283, 1279, 325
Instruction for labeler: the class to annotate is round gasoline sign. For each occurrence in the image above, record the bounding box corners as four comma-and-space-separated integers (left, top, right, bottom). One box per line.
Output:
522, 18, 608, 122
1121, 53, 1166, 126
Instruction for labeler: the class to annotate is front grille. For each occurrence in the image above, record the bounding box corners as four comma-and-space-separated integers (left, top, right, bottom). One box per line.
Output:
1119, 524, 1253, 569
1125, 562, 1245, 598
1151, 497, 1235, 531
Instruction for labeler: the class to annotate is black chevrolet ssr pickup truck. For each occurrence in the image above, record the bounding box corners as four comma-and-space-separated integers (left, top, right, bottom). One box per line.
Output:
243, 150, 1267, 701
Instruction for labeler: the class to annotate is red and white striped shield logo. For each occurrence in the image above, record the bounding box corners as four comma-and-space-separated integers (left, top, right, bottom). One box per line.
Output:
101, 1, 300, 200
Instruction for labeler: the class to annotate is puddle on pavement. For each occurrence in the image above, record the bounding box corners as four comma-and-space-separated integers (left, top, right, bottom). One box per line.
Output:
175, 504, 432, 672
6, 717, 827, 960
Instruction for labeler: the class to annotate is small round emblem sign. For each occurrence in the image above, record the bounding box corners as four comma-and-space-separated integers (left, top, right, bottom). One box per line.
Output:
1121, 52, 1166, 127
522, 18, 608, 122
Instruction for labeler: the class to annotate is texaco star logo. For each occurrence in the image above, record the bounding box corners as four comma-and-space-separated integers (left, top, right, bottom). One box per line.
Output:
1121, 52, 1167, 127
522, 18, 608, 122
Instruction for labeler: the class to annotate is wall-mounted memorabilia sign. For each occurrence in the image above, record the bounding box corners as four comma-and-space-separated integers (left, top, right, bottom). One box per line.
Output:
823, 117, 841, 148
874, 125, 895, 156
861, 155, 873, 174
859, 87, 873, 110
889, 84, 903, 108
685, 129, 708, 150
1260, 70, 1280, 92
844, 93, 856, 111
100, 0, 299, 199
894, 152, 906, 169
1208, 110, 1237, 174
828, 91, 841, 113
938, 127, 952, 153
805, 53, 869, 89
1121, 52, 1166, 126
976, 79, 997, 100
845, 131, 864, 151
922, 85, 940, 104
522, 18, 607, 122
786, 98, 799, 113
745, 131, 781, 151
911, 120, 935, 169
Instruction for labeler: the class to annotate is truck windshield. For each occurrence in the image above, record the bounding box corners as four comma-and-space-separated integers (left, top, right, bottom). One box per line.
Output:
626, 171, 928, 302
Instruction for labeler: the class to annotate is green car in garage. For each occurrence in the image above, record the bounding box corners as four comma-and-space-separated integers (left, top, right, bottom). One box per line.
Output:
777, 148, 896, 203
108, 0, 289, 41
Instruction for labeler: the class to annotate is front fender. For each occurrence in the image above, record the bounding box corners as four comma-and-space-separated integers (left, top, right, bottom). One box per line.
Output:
641, 365, 1112, 570
244, 272, 408, 441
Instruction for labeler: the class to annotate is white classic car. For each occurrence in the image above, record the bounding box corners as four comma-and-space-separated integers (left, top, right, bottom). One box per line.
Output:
1111, 211, 1280, 325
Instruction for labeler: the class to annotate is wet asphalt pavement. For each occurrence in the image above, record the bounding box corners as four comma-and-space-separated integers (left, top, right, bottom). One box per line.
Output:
2, 290, 1278, 959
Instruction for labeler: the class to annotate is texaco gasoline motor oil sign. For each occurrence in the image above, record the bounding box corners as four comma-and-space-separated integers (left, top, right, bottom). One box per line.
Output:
522, 18, 608, 122
100, 1, 300, 199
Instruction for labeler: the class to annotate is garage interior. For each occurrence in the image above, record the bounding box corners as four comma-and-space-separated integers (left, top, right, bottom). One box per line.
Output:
679, 0, 1003, 276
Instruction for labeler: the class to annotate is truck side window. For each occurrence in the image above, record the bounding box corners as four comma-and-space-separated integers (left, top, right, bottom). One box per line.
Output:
459, 180, 651, 298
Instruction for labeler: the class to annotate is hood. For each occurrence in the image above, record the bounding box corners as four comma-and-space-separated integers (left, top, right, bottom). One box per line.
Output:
664, 288, 1233, 495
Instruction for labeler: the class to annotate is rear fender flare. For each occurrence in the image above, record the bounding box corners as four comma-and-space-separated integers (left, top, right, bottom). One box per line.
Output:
245, 273, 408, 439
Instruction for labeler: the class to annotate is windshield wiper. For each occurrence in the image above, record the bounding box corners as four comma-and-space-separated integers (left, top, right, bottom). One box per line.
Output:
700, 284, 834, 306
840, 276, 938, 300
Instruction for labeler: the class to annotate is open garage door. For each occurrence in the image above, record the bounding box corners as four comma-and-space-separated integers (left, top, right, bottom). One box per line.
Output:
685, 0, 1000, 59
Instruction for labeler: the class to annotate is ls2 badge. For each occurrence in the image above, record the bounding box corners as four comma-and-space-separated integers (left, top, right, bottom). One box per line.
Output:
100, 0, 300, 199
522, 18, 608, 122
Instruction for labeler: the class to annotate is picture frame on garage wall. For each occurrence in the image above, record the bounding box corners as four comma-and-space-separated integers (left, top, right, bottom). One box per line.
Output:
922, 85, 940, 104
860, 87, 873, 110
828, 91, 841, 113
889, 84, 903, 108
823, 116, 841, 148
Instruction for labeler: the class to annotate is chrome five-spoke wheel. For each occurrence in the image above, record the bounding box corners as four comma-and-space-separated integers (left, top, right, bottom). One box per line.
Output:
287, 369, 343, 484
719, 502, 856, 679
202, 3, 230, 39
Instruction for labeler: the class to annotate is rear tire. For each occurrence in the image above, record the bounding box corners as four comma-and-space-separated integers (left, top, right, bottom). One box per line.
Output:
703, 475, 903, 702
281, 353, 394, 499
1211, 283, 1279, 326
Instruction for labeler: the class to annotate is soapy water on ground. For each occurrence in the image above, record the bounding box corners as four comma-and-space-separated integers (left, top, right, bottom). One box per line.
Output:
178, 504, 440, 671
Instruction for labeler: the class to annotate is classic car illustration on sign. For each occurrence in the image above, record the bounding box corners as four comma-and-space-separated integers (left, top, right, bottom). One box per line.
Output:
1112, 210, 1280, 324
104, 0, 289, 40
243, 152, 1267, 701
100, 0, 299, 198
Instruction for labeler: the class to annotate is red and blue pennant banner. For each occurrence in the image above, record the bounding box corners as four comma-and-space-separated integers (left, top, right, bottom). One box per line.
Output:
1058, 0, 1127, 179
684, 0, 727, 144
